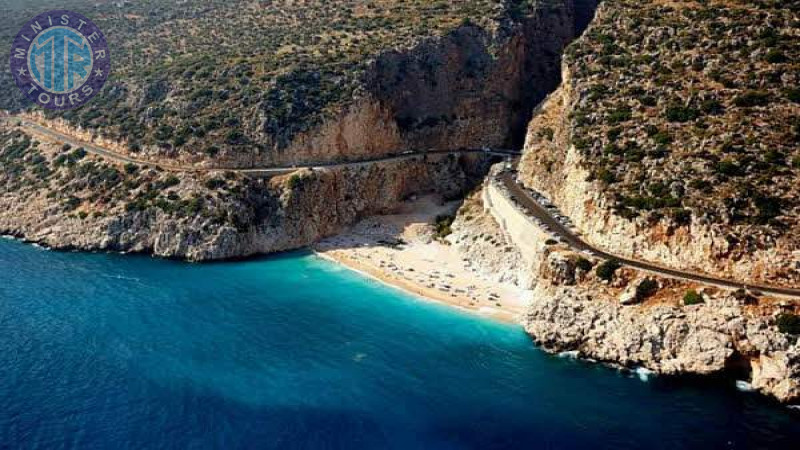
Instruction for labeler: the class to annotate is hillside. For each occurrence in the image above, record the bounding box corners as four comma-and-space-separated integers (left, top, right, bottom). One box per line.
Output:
3, 0, 581, 167
518, 0, 799, 286
2, 0, 800, 405
445, 0, 799, 404
0, 0, 596, 259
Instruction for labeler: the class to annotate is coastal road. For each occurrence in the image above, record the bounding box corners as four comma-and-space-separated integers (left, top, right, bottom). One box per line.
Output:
4, 114, 797, 298
1, 116, 520, 177
498, 171, 800, 300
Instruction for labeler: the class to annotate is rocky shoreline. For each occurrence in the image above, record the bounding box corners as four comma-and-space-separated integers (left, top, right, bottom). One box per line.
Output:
525, 284, 800, 404
0, 118, 489, 261
3, 171, 799, 405
444, 171, 800, 405
1, 0, 798, 409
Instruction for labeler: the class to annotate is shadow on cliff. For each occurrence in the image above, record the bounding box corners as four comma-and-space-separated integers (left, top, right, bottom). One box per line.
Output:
365, 0, 601, 152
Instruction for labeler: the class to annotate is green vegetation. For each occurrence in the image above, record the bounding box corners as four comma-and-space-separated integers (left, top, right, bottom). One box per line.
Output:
1, 0, 512, 154
204, 178, 226, 190
683, 290, 704, 306
562, 0, 798, 250
124, 163, 139, 175
765, 49, 787, 64
0, 126, 266, 229
597, 168, 616, 185
434, 215, 455, 239
287, 174, 302, 189
714, 160, 743, 177
785, 88, 800, 104
576, 257, 593, 272
635, 279, 659, 301
734, 91, 771, 108
596, 259, 621, 282
776, 314, 800, 335
607, 107, 633, 124
665, 105, 700, 123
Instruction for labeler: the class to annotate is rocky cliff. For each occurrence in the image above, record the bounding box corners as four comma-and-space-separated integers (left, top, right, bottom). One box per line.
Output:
0, 123, 483, 260
526, 278, 800, 404
7, 0, 597, 169
1, 0, 599, 259
517, 0, 799, 286
450, 172, 799, 404
443, 0, 800, 405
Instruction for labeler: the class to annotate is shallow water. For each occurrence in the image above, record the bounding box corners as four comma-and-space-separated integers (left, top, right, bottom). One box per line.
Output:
0, 238, 797, 449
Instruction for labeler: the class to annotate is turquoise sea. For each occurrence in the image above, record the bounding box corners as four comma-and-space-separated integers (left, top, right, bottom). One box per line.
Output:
0, 238, 798, 449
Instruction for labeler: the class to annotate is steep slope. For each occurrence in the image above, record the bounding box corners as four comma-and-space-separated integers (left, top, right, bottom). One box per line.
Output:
1, 0, 599, 260
518, 0, 799, 286
0, 125, 483, 260
3, 0, 593, 167
449, 0, 800, 403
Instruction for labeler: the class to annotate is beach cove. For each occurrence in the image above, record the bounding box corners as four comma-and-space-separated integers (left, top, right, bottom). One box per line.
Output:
1, 237, 799, 448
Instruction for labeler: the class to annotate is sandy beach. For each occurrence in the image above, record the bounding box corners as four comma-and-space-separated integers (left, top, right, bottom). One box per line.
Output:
314, 195, 529, 322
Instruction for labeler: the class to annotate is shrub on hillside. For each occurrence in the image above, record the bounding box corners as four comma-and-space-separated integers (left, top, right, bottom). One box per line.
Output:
714, 160, 743, 177
765, 49, 788, 64
607, 107, 632, 124
776, 313, 800, 335
635, 278, 659, 301
785, 88, 800, 104
597, 168, 616, 185
287, 174, 302, 189
576, 257, 593, 272
683, 290, 704, 306
734, 91, 770, 108
596, 259, 621, 282
671, 208, 692, 226
665, 105, 700, 122
204, 178, 226, 190
434, 215, 455, 239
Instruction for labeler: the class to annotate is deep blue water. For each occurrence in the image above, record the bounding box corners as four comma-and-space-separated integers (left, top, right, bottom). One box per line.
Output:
0, 238, 798, 449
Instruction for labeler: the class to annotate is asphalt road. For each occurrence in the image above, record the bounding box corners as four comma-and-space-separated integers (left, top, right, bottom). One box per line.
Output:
3, 115, 796, 298
1, 116, 519, 176
499, 171, 800, 299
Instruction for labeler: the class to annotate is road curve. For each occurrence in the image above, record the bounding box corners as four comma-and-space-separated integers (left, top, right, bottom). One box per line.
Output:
5, 115, 795, 298
1, 116, 519, 176
499, 171, 800, 300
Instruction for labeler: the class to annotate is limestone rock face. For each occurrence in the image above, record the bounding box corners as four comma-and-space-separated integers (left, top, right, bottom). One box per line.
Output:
451, 172, 799, 404
0, 154, 479, 261
541, 250, 577, 286
443, 0, 800, 405
515, 2, 799, 287
2, 0, 600, 261
20, 0, 592, 170
524, 286, 800, 403
751, 350, 800, 404
618, 285, 639, 306
448, 188, 530, 287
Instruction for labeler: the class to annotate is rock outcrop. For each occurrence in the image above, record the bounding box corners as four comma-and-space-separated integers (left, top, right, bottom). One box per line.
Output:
517, 1, 799, 286
444, 0, 800, 403
18, 0, 598, 169
0, 136, 482, 261
1, 0, 600, 259
450, 171, 800, 404
526, 282, 800, 403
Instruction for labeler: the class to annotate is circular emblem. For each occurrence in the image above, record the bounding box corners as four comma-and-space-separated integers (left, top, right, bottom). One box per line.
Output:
9, 10, 110, 110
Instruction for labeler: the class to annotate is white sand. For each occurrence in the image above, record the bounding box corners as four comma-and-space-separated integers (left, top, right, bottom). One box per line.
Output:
314, 195, 529, 322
